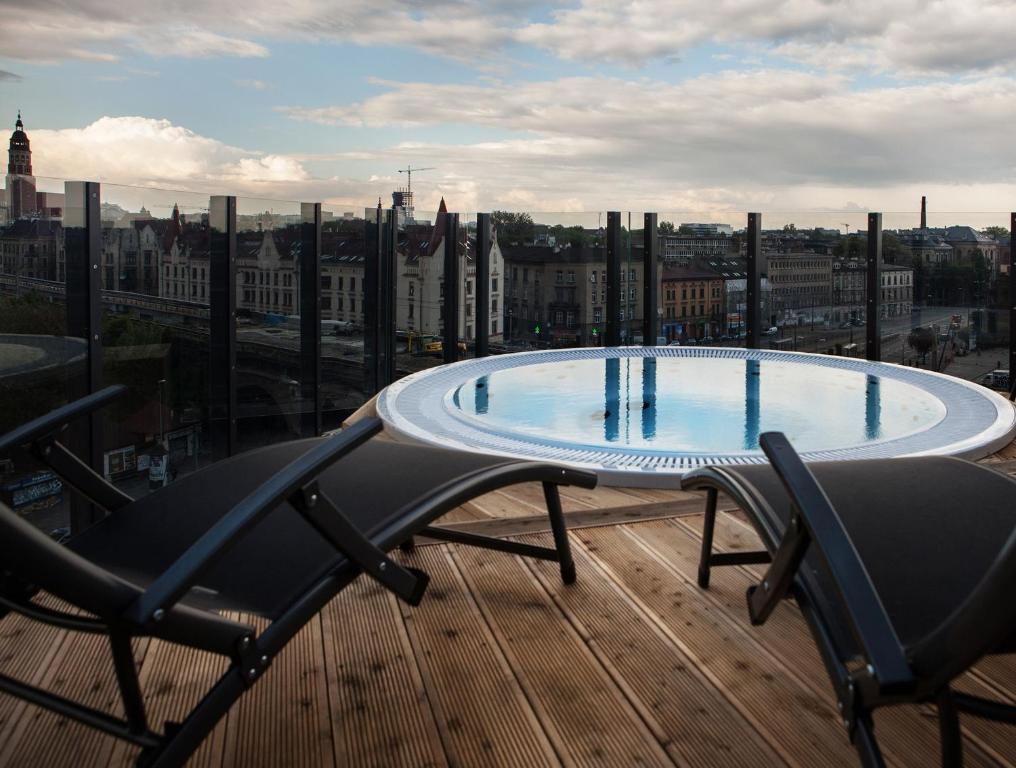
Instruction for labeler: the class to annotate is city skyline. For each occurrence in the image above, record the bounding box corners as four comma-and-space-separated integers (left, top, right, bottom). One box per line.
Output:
2, 1, 1016, 213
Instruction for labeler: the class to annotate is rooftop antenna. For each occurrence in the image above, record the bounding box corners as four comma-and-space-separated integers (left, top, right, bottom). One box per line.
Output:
842, 223, 850, 235
396, 165, 435, 197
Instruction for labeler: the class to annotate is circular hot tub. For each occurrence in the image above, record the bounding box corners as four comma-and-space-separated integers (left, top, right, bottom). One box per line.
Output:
377, 347, 1016, 487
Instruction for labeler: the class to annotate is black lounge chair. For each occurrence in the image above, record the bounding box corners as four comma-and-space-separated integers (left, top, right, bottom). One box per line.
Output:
682, 432, 1016, 768
0, 385, 597, 767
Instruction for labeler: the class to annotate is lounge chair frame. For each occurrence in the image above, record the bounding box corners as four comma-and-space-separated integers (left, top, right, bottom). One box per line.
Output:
0, 386, 595, 767
685, 432, 1016, 768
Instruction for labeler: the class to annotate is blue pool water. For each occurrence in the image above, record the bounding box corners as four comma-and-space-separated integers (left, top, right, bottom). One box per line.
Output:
453, 356, 947, 454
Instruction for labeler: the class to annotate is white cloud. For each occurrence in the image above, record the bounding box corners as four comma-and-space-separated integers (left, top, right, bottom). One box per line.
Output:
4, 0, 1014, 75
517, 0, 1016, 75
29, 116, 312, 193
281, 70, 1016, 211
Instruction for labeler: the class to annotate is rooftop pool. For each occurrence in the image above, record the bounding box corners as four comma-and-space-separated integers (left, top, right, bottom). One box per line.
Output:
377, 348, 1016, 487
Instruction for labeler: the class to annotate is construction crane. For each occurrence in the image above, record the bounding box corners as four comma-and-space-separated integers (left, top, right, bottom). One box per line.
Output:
397, 165, 435, 196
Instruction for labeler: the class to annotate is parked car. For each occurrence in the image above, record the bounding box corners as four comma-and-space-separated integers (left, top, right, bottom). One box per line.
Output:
765, 327, 779, 336
667, 340, 681, 347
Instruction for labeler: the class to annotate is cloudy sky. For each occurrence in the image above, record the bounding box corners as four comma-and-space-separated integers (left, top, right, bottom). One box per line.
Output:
2, 0, 1016, 218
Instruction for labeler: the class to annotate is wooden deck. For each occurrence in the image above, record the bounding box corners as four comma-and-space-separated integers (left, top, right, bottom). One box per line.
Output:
1, 473, 1015, 766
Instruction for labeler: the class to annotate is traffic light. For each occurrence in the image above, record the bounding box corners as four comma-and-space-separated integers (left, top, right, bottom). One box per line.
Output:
534, 323, 541, 335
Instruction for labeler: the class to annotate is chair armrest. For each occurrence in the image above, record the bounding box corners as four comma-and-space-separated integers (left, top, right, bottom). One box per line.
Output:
752, 432, 914, 692
0, 385, 127, 454
124, 417, 383, 627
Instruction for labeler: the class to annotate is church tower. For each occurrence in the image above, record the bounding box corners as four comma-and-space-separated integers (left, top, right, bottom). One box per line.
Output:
7, 111, 37, 219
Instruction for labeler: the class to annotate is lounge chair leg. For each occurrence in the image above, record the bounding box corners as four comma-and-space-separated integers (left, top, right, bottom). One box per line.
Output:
399, 536, 416, 553
853, 713, 887, 768
698, 488, 718, 588
937, 687, 964, 768
543, 482, 576, 584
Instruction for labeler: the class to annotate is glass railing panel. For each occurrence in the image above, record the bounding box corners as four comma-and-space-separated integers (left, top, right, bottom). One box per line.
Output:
393, 207, 446, 377
98, 183, 213, 499
234, 196, 307, 452
492, 211, 607, 351
656, 212, 746, 348
882, 211, 1010, 387
320, 204, 370, 429
0, 177, 79, 534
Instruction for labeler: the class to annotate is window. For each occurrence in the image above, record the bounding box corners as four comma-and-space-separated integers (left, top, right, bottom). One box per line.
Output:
408, 302, 414, 318
408, 282, 415, 297
466, 303, 473, 316
491, 277, 498, 292
466, 280, 472, 295
591, 272, 597, 283
566, 311, 575, 328
321, 275, 331, 289
192, 267, 197, 279
556, 270, 563, 283
274, 273, 279, 286
492, 298, 498, 313
566, 270, 575, 283
522, 269, 528, 282
337, 297, 344, 311
338, 277, 344, 291
491, 320, 497, 334
629, 269, 636, 281
629, 288, 636, 300
322, 296, 332, 310
593, 307, 602, 323
350, 298, 355, 313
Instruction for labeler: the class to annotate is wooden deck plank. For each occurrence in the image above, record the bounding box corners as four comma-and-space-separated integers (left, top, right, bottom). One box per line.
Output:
578, 522, 862, 767
452, 545, 674, 766
495, 482, 590, 514
396, 546, 560, 767
468, 488, 547, 519
521, 532, 788, 767
0, 602, 69, 758
0, 632, 147, 768
106, 632, 231, 768
220, 616, 334, 768
319, 576, 447, 767
674, 512, 1011, 767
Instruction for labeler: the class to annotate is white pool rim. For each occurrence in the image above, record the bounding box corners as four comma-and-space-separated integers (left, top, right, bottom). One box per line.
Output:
376, 347, 1016, 488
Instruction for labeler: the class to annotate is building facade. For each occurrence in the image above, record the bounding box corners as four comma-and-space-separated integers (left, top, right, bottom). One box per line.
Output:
661, 267, 724, 341
768, 253, 832, 315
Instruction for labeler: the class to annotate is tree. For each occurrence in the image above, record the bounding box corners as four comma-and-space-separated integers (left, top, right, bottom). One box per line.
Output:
659, 220, 675, 235
907, 327, 935, 363
983, 225, 1009, 240
0, 292, 64, 335
491, 211, 534, 246
782, 223, 797, 233
882, 231, 902, 264
549, 224, 591, 248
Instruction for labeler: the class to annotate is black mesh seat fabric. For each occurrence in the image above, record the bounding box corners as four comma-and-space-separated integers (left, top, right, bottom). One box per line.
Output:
69, 438, 521, 619
716, 457, 1016, 653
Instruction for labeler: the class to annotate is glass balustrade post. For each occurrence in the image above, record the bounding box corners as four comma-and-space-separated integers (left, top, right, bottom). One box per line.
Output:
643, 213, 659, 346
363, 204, 383, 394
866, 212, 883, 361
443, 212, 460, 364
1009, 212, 1016, 390
475, 213, 491, 358
606, 212, 621, 346
300, 203, 322, 437
63, 180, 104, 532
746, 212, 761, 349
208, 195, 237, 459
